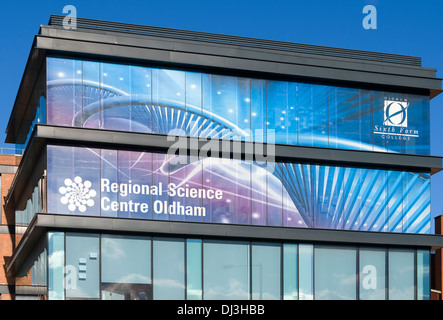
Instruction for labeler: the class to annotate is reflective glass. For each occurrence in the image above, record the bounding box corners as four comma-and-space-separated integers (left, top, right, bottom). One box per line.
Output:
203, 240, 250, 300
359, 248, 386, 300
388, 249, 415, 300
186, 239, 202, 300
252, 242, 281, 300
101, 234, 152, 300
153, 238, 185, 300
283, 243, 298, 300
65, 233, 100, 299
417, 249, 430, 300
387, 170, 404, 232
314, 246, 357, 300
47, 57, 430, 156
48, 232, 65, 300
299, 244, 313, 300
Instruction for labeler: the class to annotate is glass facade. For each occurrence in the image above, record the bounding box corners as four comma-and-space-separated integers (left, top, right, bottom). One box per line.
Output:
34, 232, 431, 300
46, 145, 431, 234
46, 57, 430, 155
12, 53, 434, 301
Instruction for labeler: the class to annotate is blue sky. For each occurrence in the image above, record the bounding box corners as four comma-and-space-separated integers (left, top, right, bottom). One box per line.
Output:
1, 0, 442, 229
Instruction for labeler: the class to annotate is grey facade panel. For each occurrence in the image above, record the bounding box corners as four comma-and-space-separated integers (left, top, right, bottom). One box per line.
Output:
6, 212, 443, 277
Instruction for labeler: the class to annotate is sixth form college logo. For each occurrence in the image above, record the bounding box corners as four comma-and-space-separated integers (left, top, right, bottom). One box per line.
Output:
59, 176, 96, 212
384, 99, 408, 127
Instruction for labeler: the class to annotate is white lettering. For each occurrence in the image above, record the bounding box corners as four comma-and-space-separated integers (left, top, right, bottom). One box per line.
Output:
362, 5, 377, 30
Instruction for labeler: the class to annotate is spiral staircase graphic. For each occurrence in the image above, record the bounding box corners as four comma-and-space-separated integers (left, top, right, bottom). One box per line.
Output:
47, 79, 431, 234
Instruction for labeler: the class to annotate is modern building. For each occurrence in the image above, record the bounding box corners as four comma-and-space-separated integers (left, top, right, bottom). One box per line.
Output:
2, 15, 443, 300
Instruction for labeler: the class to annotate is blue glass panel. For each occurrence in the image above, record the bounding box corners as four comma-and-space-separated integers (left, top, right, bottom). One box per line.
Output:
250, 79, 267, 143
314, 246, 357, 300
251, 242, 281, 300
387, 170, 404, 232
81, 60, 100, 129
417, 249, 430, 300
65, 233, 100, 299
101, 234, 152, 300
48, 232, 65, 300
47, 57, 82, 127
313, 165, 344, 229
100, 149, 118, 217
283, 243, 298, 300
153, 238, 185, 300
388, 249, 415, 300
185, 72, 203, 138
186, 239, 202, 300
403, 172, 430, 234
299, 244, 313, 300
359, 248, 386, 300
203, 240, 250, 300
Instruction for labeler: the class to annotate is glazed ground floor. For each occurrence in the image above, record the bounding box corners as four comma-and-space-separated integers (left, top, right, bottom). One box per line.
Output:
17, 230, 430, 300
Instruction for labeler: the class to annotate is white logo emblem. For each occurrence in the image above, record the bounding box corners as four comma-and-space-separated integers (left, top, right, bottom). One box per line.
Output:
59, 176, 96, 212
384, 99, 408, 127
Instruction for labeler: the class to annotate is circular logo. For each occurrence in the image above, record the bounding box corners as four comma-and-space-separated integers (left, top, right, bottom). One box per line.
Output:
59, 176, 97, 212
385, 102, 407, 126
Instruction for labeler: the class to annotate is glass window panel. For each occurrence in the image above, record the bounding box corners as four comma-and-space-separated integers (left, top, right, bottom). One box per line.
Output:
403, 94, 430, 155
128, 65, 152, 133
65, 233, 100, 299
283, 243, 298, 300
185, 72, 203, 137
417, 249, 430, 300
151, 68, 186, 135
186, 239, 202, 300
297, 83, 314, 147
101, 234, 152, 300
387, 170, 404, 232
403, 172, 430, 234
100, 149, 118, 217
343, 168, 362, 231
266, 164, 283, 227
372, 91, 388, 152
359, 248, 386, 300
48, 232, 65, 300
116, 150, 153, 219
388, 249, 415, 300
47, 146, 101, 216
100, 62, 131, 131
151, 152, 170, 221
72, 147, 101, 216
203, 240, 250, 300
250, 79, 267, 143
279, 163, 313, 228
334, 88, 365, 151
359, 90, 374, 150
46, 145, 74, 214
313, 165, 344, 230
169, 154, 204, 223
267, 81, 289, 145
81, 60, 100, 129
311, 85, 329, 148
252, 242, 281, 300
251, 160, 268, 226
314, 246, 357, 300
153, 238, 185, 300
299, 244, 313, 300
47, 57, 82, 127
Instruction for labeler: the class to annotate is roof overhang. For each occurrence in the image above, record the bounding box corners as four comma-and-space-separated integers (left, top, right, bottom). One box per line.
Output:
5, 15, 442, 143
